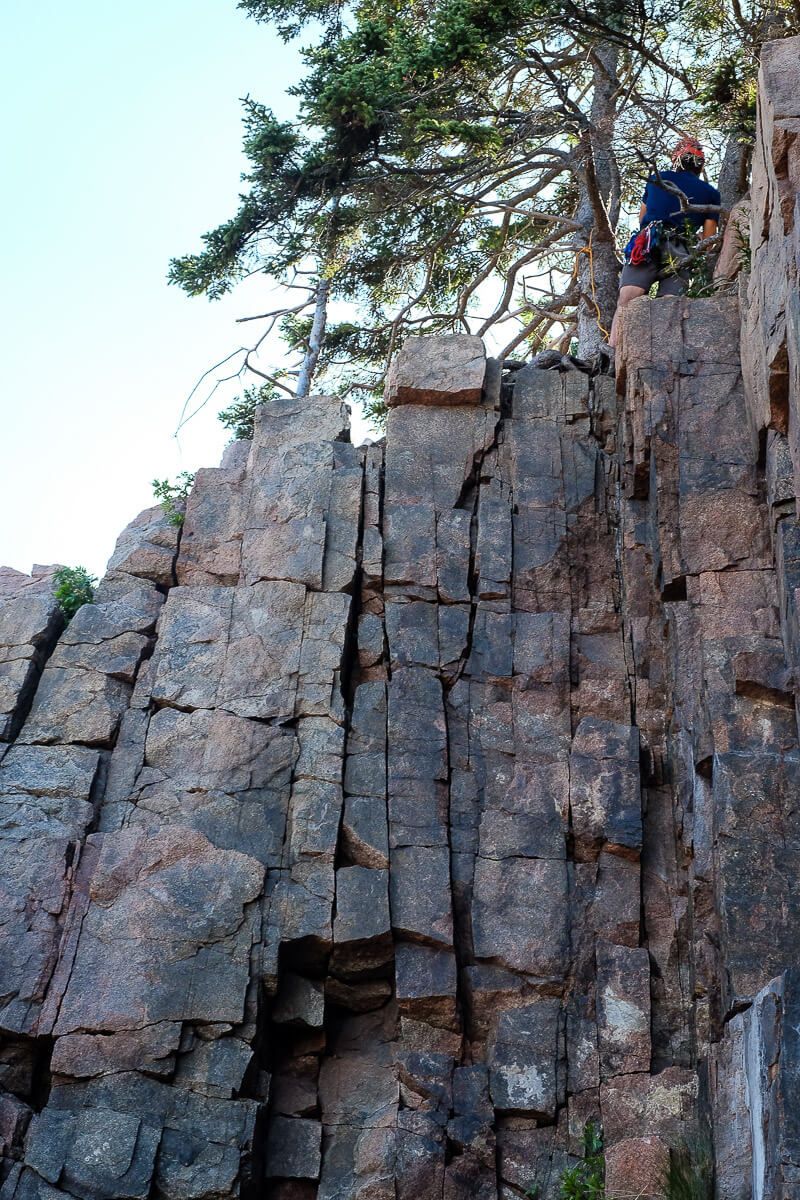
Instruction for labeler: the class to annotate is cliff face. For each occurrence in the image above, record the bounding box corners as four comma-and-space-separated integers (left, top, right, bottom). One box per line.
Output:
1, 34, 799, 1200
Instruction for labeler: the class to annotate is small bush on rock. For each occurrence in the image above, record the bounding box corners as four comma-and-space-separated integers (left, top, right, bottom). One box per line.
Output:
152, 472, 195, 526
525, 1122, 605, 1200
559, 1122, 605, 1199
218, 383, 280, 441
53, 566, 96, 622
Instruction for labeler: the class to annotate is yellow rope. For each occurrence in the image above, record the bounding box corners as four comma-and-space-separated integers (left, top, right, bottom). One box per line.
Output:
572, 231, 611, 341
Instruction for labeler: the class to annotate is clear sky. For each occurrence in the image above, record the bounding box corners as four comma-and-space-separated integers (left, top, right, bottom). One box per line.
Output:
1, 1, 368, 579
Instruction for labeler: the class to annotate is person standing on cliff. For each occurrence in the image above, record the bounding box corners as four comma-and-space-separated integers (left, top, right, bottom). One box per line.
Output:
607, 137, 721, 351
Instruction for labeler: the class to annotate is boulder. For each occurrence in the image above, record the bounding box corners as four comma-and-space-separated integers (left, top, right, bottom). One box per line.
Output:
384, 334, 486, 407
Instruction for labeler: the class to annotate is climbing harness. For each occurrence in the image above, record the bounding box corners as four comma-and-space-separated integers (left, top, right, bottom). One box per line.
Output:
623, 220, 665, 266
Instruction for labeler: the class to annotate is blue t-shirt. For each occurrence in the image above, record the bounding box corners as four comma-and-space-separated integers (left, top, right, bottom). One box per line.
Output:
641, 170, 721, 232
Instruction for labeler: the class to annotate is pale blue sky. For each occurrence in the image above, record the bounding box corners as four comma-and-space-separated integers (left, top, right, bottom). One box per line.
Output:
1, 0, 364, 579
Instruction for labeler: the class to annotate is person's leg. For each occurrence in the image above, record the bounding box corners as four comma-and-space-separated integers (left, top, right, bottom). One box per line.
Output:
608, 258, 658, 349
609, 285, 646, 347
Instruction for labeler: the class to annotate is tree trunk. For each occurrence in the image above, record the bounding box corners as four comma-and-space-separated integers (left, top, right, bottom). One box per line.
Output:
573, 43, 620, 357
296, 275, 330, 398
718, 135, 751, 212
296, 195, 340, 399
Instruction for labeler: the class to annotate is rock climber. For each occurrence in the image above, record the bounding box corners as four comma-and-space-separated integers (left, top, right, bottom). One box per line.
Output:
607, 137, 721, 351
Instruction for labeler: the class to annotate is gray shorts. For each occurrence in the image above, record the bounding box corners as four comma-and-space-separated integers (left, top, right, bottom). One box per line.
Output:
620, 237, 691, 295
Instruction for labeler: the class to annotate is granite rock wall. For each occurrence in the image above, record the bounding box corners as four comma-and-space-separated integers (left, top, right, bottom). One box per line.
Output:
2, 34, 800, 1200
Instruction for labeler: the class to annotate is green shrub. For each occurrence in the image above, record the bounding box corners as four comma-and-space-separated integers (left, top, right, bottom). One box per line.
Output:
558, 1122, 605, 1199
525, 1122, 605, 1200
684, 245, 717, 298
218, 383, 280, 441
152, 472, 195, 527
525, 1127, 710, 1200
53, 566, 96, 622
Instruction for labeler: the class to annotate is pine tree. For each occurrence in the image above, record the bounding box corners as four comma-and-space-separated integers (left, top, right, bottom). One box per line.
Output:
170, 0, 798, 413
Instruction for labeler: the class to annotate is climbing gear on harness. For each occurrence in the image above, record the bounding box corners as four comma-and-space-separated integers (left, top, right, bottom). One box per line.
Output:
671, 136, 705, 171
624, 220, 664, 266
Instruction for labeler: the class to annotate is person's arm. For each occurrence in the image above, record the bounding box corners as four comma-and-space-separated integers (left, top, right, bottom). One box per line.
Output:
638, 178, 652, 227
702, 187, 721, 243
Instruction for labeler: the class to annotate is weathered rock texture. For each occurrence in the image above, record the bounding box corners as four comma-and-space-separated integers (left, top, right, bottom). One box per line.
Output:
2, 35, 800, 1200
